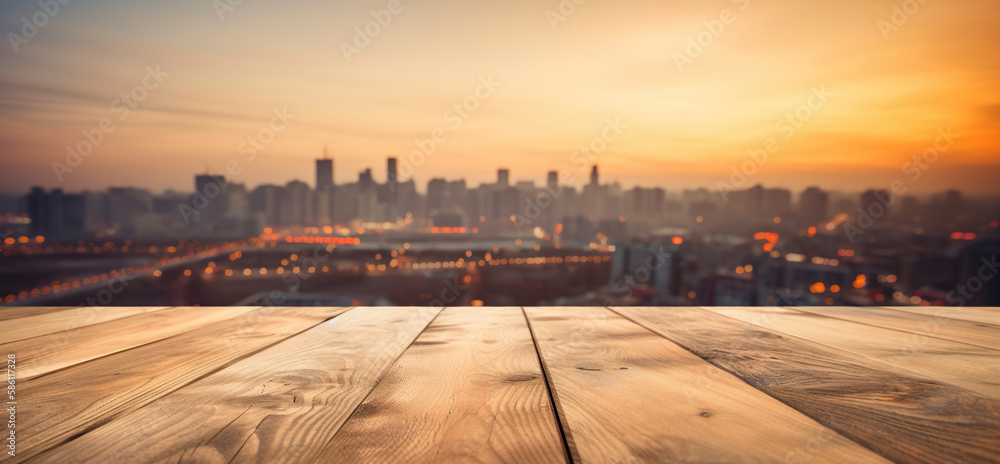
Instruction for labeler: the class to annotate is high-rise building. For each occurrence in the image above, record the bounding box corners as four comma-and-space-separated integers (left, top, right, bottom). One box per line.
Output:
316, 158, 334, 191
590, 165, 599, 186
427, 178, 448, 213
547, 171, 558, 189
281, 180, 312, 225
359, 168, 374, 191
194, 174, 227, 223
497, 168, 509, 187
250, 184, 281, 225
27, 187, 85, 239
799, 187, 829, 226
762, 188, 792, 219
860, 189, 893, 220
195, 175, 226, 194
385, 157, 399, 209
387, 157, 397, 186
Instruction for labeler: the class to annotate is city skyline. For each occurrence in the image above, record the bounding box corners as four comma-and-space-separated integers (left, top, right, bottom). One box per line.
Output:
3, 154, 995, 200
2, 1, 999, 194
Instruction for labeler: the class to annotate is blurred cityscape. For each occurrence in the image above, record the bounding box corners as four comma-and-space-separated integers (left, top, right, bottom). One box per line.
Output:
1, 154, 998, 307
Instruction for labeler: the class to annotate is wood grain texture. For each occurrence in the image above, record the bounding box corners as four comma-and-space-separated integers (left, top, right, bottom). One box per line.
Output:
614, 306, 1000, 464
13, 306, 346, 462
793, 305, 1000, 350
884, 306, 1000, 327
321, 307, 568, 464
1, 306, 259, 380
0, 306, 170, 344
0, 306, 74, 322
707, 306, 1000, 399
526, 306, 890, 464
32, 306, 439, 464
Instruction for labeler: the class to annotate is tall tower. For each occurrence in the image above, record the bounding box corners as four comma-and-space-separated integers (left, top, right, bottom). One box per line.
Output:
316, 147, 334, 191
497, 168, 510, 187
547, 170, 558, 188
387, 157, 398, 186
590, 165, 599, 186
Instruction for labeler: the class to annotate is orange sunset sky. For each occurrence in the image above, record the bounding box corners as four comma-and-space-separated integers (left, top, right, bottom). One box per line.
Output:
1, 0, 998, 195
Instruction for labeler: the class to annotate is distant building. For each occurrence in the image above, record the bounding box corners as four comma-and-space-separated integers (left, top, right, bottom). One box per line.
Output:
194, 175, 227, 224
799, 187, 829, 226
860, 189, 893, 228
280, 180, 312, 225
609, 241, 682, 304
316, 158, 334, 191
762, 188, 792, 219
358, 168, 375, 192
426, 178, 448, 214
250, 184, 282, 226
625, 187, 666, 218
27, 187, 85, 239
387, 157, 397, 186
497, 168, 510, 187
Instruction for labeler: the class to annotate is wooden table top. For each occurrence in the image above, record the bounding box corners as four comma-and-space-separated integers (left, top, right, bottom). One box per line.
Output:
2, 305, 999, 463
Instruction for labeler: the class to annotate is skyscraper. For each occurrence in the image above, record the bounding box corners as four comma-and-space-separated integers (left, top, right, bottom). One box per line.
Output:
387, 157, 397, 186
194, 174, 227, 224
359, 168, 375, 191
316, 156, 334, 191
497, 168, 509, 187
590, 165, 599, 186
28, 187, 86, 238
799, 187, 829, 226
547, 170, 558, 189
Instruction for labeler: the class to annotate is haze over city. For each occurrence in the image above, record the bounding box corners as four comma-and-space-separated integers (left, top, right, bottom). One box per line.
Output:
2, 0, 1000, 194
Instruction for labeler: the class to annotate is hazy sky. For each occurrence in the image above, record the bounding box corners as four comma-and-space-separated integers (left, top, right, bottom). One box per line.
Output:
1, 0, 998, 194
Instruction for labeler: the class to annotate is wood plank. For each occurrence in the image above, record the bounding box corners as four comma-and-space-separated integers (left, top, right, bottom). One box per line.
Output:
615, 306, 1000, 464
707, 306, 1000, 399
320, 307, 567, 463
32, 306, 439, 464
0, 306, 74, 322
0, 306, 170, 344
1, 306, 260, 379
13, 306, 347, 461
525, 307, 890, 464
792, 306, 1000, 351
884, 306, 1000, 327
